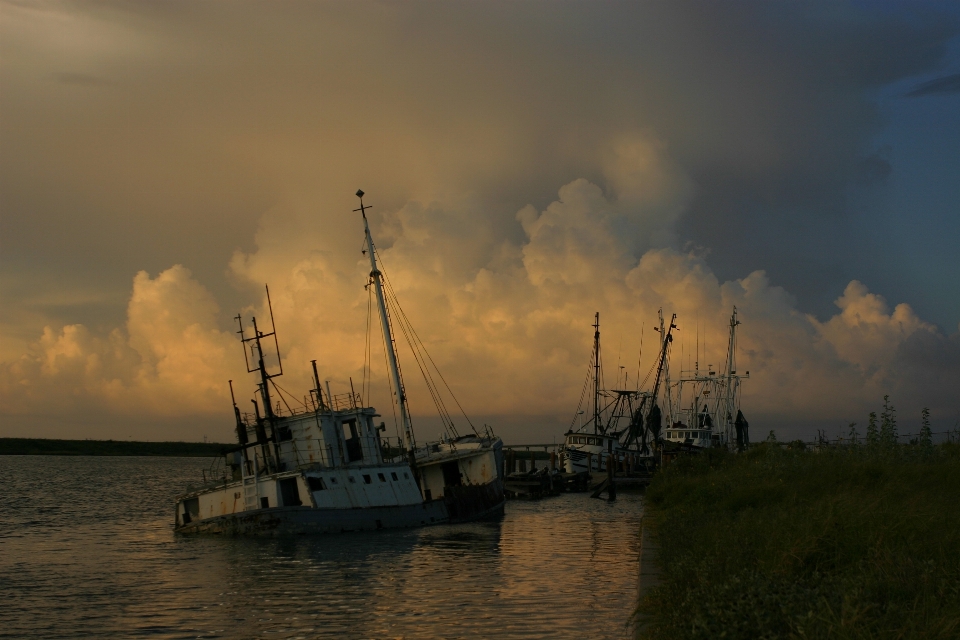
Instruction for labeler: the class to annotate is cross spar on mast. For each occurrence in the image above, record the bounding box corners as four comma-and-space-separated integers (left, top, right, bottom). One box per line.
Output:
355, 190, 416, 452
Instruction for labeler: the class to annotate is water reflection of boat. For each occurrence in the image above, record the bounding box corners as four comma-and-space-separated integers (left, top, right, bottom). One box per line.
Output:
174, 191, 504, 535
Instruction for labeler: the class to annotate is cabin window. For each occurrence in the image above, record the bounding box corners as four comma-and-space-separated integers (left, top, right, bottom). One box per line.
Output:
279, 477, 302, 506
342, 419, 363, 462
391, 472, 399, 481
362, 474, 372, 484
260, 497, 269, 508
307, 476, 326, 491
424, 489, 432, 501
378, 473, 386, 482
277, 426, 293, 442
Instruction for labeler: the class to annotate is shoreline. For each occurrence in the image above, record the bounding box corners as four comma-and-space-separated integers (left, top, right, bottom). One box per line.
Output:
0, 437, 233, 457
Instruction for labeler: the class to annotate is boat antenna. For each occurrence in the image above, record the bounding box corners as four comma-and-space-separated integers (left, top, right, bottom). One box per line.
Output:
236, 285, 284, 466
356, 190, 417, 452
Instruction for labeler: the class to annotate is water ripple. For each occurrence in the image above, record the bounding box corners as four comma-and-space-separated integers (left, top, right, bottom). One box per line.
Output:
0, 455, 642, 639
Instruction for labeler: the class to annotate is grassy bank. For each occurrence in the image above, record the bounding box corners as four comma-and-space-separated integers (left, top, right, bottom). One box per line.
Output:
637, 443, 960, 639
0, 437, 234, 457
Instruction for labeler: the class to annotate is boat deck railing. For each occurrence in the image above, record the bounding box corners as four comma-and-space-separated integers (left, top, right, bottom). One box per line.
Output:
235, 392, 365, 428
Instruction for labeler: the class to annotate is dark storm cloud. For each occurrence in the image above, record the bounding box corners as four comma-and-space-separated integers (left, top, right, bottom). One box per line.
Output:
905, 72, 960, 97
659, 4, 959, 319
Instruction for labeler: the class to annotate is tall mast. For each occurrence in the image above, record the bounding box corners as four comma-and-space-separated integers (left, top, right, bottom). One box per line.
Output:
722, 306, 740, 444
593, 312, 601, 434
250, 317, 275, 420
355, 190, 416, 451
649, 310, 677, 422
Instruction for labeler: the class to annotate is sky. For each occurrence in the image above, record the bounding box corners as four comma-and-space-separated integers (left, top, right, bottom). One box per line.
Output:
1, 1, 959, 444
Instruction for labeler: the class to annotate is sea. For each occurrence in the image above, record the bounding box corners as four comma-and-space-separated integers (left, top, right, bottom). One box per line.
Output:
1, 455, 643, 639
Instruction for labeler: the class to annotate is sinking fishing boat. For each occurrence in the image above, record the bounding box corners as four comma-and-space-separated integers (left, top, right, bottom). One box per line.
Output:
174, 191, 505, 535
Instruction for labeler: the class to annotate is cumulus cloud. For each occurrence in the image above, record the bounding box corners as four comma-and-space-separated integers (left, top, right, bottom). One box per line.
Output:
0, 266, 244, 428
3, 131, 958, 442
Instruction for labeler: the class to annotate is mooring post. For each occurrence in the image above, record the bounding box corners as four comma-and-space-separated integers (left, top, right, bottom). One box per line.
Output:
550, 451, 556, 470
607, 454, 617, 501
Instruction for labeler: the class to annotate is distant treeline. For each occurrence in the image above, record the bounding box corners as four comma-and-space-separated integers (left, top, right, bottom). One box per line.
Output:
0, 438, 235, 457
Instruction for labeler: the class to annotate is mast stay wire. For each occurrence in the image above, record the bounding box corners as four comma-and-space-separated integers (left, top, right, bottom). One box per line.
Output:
373, 246, 469, 439
569, 358, 593, 431
381, 273, 461, 438
268, 378, 298, 414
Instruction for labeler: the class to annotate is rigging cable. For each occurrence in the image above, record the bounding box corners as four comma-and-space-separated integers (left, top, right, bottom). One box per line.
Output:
383, 274, 477, 435
376, 249, 464, 438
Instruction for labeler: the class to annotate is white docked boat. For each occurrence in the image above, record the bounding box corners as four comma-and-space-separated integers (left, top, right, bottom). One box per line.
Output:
662, 307, 751, 451
174, 191, 504, 535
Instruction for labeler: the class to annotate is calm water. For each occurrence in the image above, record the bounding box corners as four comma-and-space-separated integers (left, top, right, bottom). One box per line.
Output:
1, 456, 643, 639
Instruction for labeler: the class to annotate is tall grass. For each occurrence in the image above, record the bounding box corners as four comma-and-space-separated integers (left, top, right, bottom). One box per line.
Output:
637, 443, 960, 639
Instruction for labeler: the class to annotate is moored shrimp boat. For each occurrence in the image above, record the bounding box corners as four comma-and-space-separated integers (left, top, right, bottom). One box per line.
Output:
661, 307, 751, 452
558, 311, 675, 477
174, 191, 504, 535
558, 306, 751, 477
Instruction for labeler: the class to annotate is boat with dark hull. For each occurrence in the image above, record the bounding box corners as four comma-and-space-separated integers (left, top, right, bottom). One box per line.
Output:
175, 191, 505, 535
